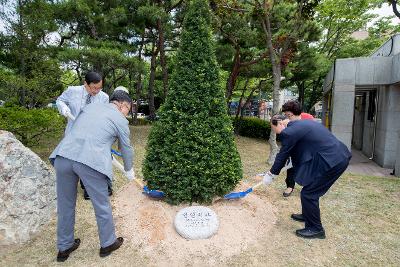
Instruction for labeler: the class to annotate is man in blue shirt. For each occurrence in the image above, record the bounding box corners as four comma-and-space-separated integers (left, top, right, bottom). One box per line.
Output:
50, 90, 135, 261
56, 71, 110, 199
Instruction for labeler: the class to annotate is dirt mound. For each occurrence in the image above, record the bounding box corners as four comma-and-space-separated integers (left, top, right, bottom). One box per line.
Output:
113, 181, 277, 266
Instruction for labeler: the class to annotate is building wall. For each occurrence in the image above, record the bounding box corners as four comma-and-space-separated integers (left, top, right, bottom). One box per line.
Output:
322, 35, 400, 174
330, 59, 356, 149
374, 84, 400, 168
371, 34, 400, 57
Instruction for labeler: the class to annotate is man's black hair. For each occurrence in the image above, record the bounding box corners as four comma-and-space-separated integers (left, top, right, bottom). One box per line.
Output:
282, 100, 302, 116
271, 114, 287, 126
84, 71, 103, 84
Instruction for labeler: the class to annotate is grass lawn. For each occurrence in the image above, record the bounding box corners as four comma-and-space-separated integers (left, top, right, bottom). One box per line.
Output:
1, 125, 399, 266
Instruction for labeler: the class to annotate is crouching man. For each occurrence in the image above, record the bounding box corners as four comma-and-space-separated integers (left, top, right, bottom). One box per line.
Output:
50, 90, 135, 261
261, 112, 351, 239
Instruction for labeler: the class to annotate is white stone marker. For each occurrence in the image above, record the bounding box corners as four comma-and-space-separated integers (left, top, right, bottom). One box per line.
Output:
174, 206, 219, 240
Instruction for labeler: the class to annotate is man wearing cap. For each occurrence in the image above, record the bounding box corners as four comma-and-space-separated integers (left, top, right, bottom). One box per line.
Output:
50, 90, 135, 261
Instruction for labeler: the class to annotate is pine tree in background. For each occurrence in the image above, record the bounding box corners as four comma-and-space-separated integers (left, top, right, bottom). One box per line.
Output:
143, 0, 242, 204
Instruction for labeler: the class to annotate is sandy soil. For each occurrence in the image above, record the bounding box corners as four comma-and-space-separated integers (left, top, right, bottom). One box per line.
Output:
113, 180, 277, 266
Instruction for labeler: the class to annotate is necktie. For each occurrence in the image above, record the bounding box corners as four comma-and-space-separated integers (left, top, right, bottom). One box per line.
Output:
86, 94, 92, 105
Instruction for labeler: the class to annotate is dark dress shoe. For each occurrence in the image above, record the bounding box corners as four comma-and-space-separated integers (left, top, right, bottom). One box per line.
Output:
83, 190, 90, 200
57, 238, 81, 262
108, 186, 113, 196
296, 228, 326, 239
283, 188, 294, 197
291, 213, 305, 222
99, 237, 124, 257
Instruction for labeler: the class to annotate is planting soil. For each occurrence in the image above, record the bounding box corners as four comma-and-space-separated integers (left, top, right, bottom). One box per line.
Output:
113, 180, 276, 266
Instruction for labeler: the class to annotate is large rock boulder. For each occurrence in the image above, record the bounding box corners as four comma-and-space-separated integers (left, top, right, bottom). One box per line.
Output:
0, 130, 56, 246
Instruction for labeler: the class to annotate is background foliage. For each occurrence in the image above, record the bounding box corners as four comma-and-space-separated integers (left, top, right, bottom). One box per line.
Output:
233, 117, 271, 140
0, 107, 65, 146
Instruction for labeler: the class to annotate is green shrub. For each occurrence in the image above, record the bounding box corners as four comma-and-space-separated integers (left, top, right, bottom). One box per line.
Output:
0, 107, 65, 146
233, 117, 271, 140
143, 0, 242, 204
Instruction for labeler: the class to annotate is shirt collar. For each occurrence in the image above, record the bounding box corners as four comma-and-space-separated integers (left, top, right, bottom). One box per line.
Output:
83, 85, 96, 99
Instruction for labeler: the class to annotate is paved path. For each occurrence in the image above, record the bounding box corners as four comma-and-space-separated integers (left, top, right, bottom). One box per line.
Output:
346, 149, 393, 177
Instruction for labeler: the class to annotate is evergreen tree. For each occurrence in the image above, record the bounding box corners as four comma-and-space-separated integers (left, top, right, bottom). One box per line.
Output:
143, 0, 242, 204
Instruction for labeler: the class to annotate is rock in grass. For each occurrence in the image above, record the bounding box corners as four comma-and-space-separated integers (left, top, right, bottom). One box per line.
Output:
0, 130, 56, 245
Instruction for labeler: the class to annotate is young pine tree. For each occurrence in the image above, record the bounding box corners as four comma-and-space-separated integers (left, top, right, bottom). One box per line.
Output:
143, 0, 242, 204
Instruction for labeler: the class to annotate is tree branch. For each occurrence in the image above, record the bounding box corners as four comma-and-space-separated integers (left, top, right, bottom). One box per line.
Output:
390, 0, 400, 18
240, 51, 269, 67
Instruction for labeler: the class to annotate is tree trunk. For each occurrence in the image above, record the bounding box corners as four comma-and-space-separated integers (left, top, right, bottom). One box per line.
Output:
132, 31, 146, 125
297, 81, 305, 109
261, 13, 282, 165
390, 0, 400, 18
234, 78, 249, 134
112, 68, 116, 89
234, 78, 250, 121
226, 48, 240, 110
268, 63, 282, 165
239, 82, 258, 122
148, 40, 159, 120
157, 18, 168, 100
17, 0, 27, 107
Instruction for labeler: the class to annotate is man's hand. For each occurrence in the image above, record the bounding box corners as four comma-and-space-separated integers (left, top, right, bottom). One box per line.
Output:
262, 171, 275, 185
65, 110, 75, 121
61, 106, 75, 120
125, 168, 135, 181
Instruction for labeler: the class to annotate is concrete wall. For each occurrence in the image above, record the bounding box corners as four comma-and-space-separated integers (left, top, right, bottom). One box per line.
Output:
374, 84, 400, 168
391, 52, 400, 83
330, 60, 356, 149
322, 35, 400, 171
371, 34, 400, 57
323, 56, 400, 164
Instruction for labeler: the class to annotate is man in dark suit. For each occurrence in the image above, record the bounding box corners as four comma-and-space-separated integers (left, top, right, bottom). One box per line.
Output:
261, 111, 351, 239
281, 100, 315, 197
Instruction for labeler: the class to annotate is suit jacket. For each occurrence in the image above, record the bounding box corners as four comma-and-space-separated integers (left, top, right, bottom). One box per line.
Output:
270, 120, 351, 186
50, 103, 133, 180
56, 85, 109, 134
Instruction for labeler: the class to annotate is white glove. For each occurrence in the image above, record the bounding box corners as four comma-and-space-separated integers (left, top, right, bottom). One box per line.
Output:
65, 110, 75, 121
61, 106, 75, 120
262, 171, 275, 185
125, 168, 135, 181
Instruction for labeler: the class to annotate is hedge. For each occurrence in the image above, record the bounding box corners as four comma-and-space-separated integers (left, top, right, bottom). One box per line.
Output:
0, 107, 65, 146
233, 117, 271, 140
